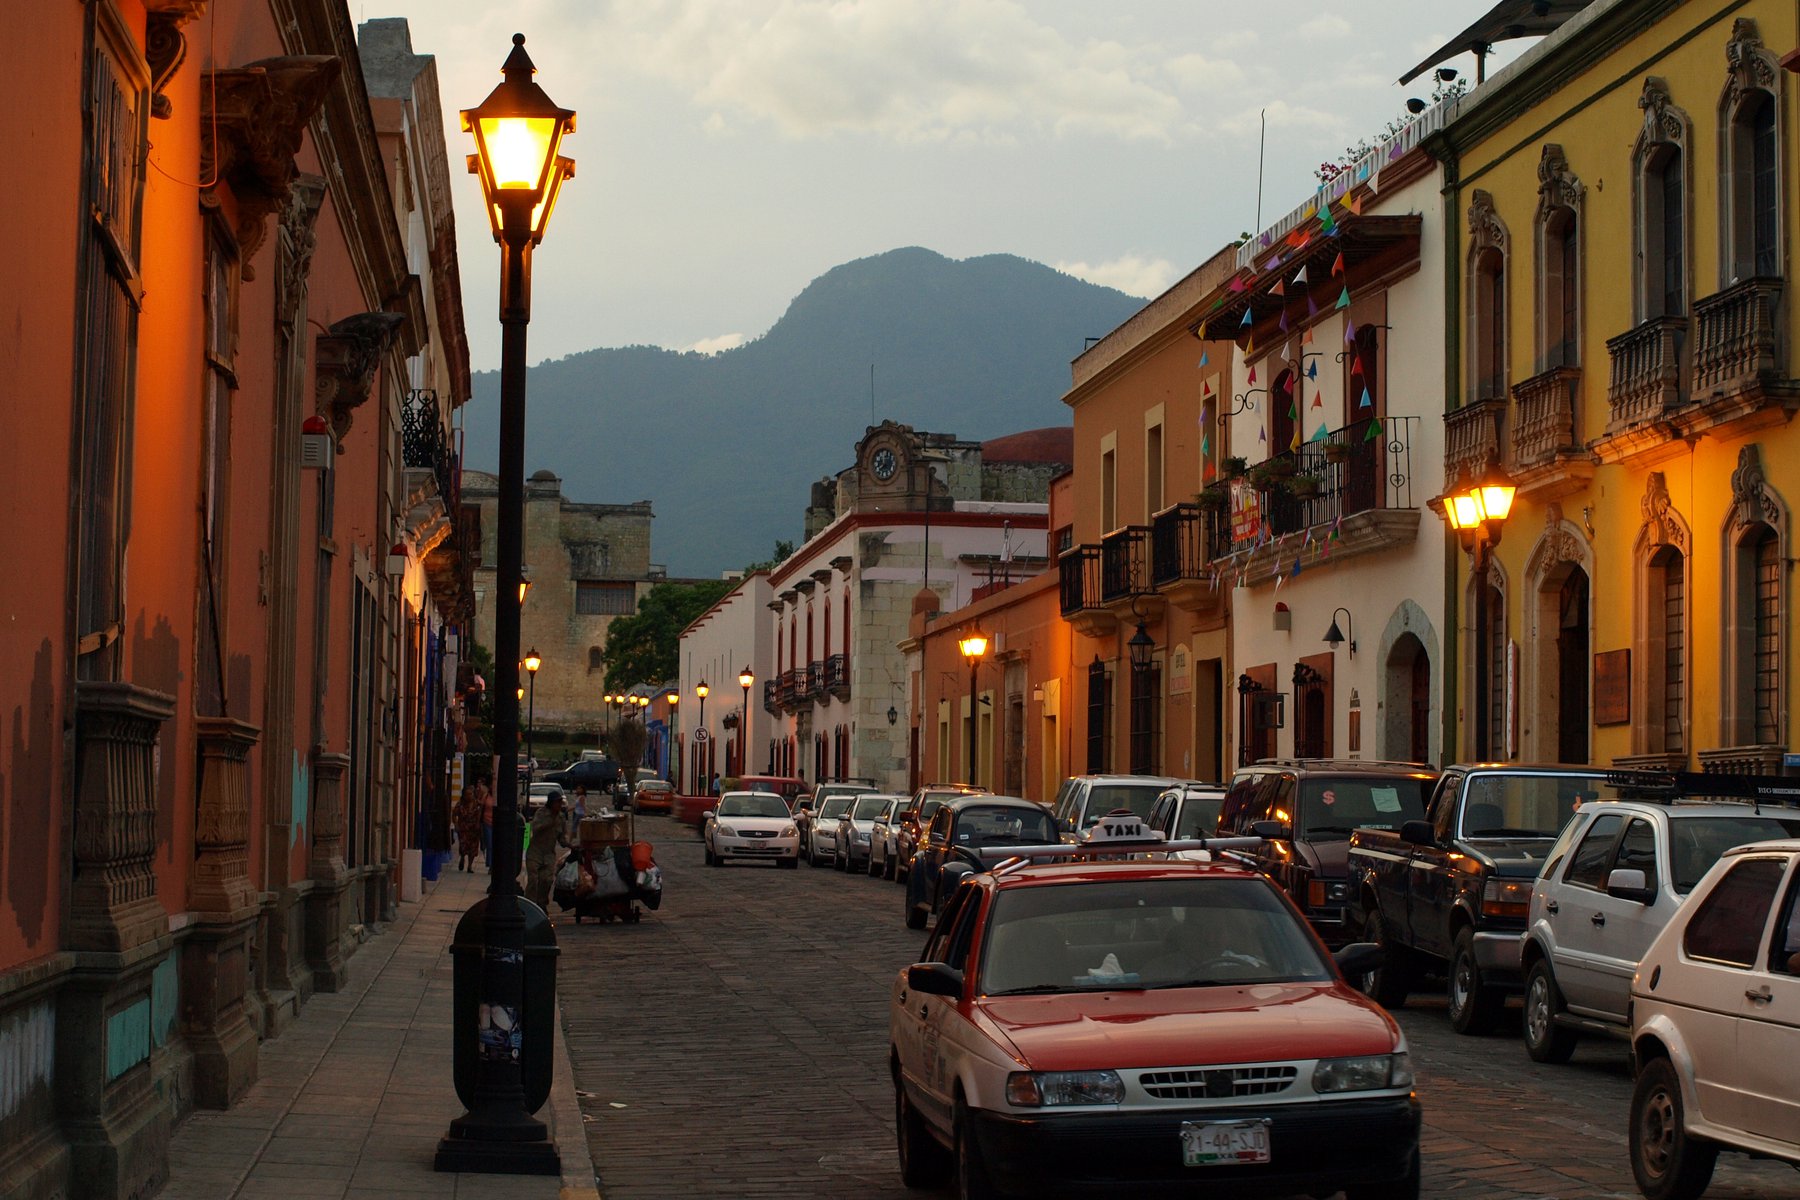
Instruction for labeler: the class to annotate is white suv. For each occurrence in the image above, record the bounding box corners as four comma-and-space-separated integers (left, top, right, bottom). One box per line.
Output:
1522, 800, 1800, 1063
1628, 839, 1800, 1199
1048, 774, 1183, 841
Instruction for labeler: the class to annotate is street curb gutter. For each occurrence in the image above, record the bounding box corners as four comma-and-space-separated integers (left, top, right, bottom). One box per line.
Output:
551, 996, 602, 1200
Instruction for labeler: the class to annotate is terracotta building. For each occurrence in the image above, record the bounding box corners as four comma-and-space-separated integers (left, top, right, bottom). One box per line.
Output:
0, 7, 471, 1197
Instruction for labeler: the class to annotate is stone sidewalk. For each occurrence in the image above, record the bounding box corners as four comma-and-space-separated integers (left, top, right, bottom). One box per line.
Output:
160, 864, 597, 1200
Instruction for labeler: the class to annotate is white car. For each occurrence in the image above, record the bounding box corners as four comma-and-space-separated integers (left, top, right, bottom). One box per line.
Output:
806, 794, 856, 866
836, 793, 900, 874
1628, 838, 1800, 1199
526, 781, 564, 816
703, 792, 799, 869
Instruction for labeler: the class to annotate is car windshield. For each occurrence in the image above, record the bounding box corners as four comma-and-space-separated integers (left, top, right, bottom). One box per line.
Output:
1297, 777, 1429, 839
953, 806, 1058, 847
981, 878, 1331, 996
1669, 815, 1800, 892
717, 794, 789, 819
1462, 773, 1613, 838
819, 797, 855, 820
1080, 784, 1165, 828
851, 796, 888, 820
918, 795, 961, 821
1174, 797, 1224, 839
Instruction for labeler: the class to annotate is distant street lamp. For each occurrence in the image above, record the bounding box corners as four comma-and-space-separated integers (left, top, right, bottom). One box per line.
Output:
667, 690, 680, 788
958, 628, 989, 787
738, 667, 754, 777
696, 680, 709, 783
523, 648, 541, 786
438, 32, 573, 1176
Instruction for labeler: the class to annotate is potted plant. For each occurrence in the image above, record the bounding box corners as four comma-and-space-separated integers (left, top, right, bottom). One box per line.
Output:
1222, 455, 1248, 479
1196, 486, 1229, 513
1323, 440, 1351, 464
1248, 461, 1281, 491
1288, 473, 1324, 499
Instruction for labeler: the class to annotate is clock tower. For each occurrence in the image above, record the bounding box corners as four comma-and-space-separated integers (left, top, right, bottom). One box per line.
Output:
856, 421, 937, 512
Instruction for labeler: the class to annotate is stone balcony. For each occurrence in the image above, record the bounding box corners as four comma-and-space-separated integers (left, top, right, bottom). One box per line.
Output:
1443, 397, 1505, 487
1510, 365, 1594, 501
1594, 315, 1687, 465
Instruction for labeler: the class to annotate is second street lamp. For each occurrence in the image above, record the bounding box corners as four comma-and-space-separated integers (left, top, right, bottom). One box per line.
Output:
438, 32, 573, 1177
523, 648, 541, 788
1438, 456, 1517, 760
695, 681, 709, 783
958, 628, 989, 787
738, 667, 754, 778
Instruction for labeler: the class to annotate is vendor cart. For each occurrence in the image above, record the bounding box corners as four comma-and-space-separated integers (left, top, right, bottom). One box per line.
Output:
555, 810, 662, 924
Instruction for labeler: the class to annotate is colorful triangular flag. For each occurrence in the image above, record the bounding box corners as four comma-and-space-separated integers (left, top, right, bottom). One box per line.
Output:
1307, 295, 1319, 317
1351, 354, 1364, 377
1310, 421, 1330, 442
1311, 390, 1323, 409
1347, 193, 1364, 216
1287, 401, 1298, 419
1248, 365, 1257, 384
1305, 361, 1318, 380
1360, 387, 1373, 410
1302, 327, 1315, 345
1240, 307, 1253, 327
1259, 426, 1267, 443
1332, 251, 1345, 276
1335, 287, 1351, 309
1203, 379, 1213, 396
1199, 349, 1210, 368
1230, 275, 1248, 293
1271, 279, 1285, 297
1292, 556, 1303, 578
1293, 265, 1309, 286
1364, 418, 1384, 441
1370, 168, 1382, 194
1345, 319, 1358, 344
1278, 311, 1289, 332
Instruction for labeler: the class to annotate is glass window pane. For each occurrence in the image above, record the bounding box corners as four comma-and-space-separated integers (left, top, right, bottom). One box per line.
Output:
1682, 857, 1784, 968
1565, 814, 1625, 889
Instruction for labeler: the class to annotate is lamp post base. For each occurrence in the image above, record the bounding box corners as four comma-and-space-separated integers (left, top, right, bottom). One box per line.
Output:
434, 1124, 561, 1175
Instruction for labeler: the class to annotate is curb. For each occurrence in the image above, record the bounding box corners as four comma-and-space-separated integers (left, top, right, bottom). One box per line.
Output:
550, 995, 602, 1199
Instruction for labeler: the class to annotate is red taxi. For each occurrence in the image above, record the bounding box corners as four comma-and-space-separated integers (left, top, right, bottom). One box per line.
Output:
889, 821, 1420, 1198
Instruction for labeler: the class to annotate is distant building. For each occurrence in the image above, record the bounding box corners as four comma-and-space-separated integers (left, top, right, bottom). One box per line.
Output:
464, 469, 661, 739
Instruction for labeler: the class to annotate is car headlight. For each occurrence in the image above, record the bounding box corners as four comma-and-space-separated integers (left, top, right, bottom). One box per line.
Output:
780, 825, 797, 838
1004, 1070, 1125, 1107
1314, 1053, 1413, 1093
854, 831, 870, 842
717, 824, 737, 837
1481, 878, 1533, 918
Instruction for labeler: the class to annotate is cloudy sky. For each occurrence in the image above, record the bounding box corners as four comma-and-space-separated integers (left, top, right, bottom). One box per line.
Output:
367, 0, 1527, 372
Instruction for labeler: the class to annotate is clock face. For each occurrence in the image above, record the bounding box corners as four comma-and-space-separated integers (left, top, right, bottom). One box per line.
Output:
871, 447, 898, 481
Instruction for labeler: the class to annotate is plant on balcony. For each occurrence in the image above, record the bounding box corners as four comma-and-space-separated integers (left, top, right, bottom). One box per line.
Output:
1222, 456, 1248, 479
1196, 487, 1229, 512
1248, 457, 1297, 491
1286, 473, 1324, 499
1322, 440, 1350, 463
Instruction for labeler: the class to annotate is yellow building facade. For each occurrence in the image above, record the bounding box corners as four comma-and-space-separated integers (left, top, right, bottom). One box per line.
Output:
1436, 0, 1799, 771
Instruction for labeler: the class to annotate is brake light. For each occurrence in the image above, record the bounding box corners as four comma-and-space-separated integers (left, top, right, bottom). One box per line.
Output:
1481, 878, 1532, 918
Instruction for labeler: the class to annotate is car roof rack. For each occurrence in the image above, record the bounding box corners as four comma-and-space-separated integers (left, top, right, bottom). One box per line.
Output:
1599, 769, 1800, 813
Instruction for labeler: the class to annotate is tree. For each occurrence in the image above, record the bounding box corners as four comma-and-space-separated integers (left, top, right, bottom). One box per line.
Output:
741, 539, 794, 574
611, 717, 647, 796
600, 578, 735, 692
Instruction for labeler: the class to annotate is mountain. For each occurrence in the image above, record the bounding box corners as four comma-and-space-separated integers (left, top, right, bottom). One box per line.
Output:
462, 247, 1146, 577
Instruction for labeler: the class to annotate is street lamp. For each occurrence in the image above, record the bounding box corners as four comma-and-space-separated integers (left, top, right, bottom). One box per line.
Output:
523, 648, 541, 786
695, 681, 709, 784
439, 32, 573, 1176
666, 691, 680, 789
1437, 455, 1516, 760
958, 628, 989, 787
738, 667, 754, 778
518, 564, 532, 604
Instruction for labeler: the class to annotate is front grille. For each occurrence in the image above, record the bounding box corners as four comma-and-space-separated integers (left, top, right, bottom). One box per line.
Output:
1138, 1065, 1298, 1100
741, 830, 775, 839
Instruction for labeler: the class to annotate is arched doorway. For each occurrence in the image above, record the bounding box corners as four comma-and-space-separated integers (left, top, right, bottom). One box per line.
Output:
1555, 567, 1591, 764
1384, 633, 1431, 764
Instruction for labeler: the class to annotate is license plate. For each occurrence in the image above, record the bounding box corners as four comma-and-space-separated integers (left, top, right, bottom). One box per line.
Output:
1181, 1119, 1271, 1167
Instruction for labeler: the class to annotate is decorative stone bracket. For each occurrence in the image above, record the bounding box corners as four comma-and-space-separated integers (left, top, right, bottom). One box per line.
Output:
314, 311, 406, 447
201, 55, 340, 280
71, 681, 176, 953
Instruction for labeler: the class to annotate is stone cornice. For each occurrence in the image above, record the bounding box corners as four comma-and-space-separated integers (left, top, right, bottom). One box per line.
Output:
315, 312, 405, 445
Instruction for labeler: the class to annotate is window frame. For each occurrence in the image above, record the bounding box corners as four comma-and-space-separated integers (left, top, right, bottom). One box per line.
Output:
1717, 21, 1785, 286
1681, 855, 1786, 969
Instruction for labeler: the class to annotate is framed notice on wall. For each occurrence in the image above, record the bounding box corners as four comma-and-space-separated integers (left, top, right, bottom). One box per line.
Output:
1594, 649, 1630, 726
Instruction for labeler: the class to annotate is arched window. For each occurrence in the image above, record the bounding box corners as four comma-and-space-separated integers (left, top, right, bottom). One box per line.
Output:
1724, 446, 1786, 753
1536, 144, 1583, 371
1719, 20, 1784, 283
1634, 77, 1691, 320
1466, 190, 1509, 403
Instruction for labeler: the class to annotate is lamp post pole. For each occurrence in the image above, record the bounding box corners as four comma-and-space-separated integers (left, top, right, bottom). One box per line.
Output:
524, 649, 540, 787
738, 667, 754, 778
1438, 458, 1515, 762
958, 629, 988, 788
696, 681, 709, 784
438, 33, 572, 1176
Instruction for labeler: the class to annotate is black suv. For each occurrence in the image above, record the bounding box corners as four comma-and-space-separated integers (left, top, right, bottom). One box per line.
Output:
1219, 759, 1438, 946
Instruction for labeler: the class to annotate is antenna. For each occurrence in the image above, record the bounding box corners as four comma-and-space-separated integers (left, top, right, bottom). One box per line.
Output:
870, 363, 876, 426
1254, 108, 1267, 237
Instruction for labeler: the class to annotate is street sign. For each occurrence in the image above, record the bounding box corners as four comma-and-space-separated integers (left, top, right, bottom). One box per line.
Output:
693, 728, 710, 743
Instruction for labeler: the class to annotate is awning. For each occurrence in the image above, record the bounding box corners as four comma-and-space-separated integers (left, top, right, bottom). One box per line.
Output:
1398, 0, 1596, 85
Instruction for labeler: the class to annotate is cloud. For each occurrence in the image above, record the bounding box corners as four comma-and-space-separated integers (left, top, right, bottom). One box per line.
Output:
1053, 255, 1176, 298
683, 333, 748, 355
594, 0, 1187, 143
1300, 15, 1352, 40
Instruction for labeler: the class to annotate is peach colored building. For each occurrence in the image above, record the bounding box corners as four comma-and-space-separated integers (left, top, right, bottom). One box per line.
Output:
0, 7, 470, 1197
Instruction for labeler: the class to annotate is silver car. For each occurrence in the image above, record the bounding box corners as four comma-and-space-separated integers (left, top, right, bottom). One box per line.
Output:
836, 793, 901, 874
806, 794, 856, 866
868, 797, 907, 879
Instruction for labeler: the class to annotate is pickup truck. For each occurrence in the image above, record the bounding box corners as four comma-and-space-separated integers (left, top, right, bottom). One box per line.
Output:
1346, 765, 1612, 1034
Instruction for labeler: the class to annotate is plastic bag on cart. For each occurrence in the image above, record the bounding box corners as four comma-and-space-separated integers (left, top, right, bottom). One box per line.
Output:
590, 853, 629, 899
554, 858, 581, 892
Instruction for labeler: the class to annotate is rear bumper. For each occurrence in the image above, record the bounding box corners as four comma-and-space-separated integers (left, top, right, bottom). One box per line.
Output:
972, 1095, 1419, 1198
1473, 930, 1525, 981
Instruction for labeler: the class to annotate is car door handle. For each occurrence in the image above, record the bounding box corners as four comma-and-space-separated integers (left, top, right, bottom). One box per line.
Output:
918, 1004, 929, 1019
1590, 913, 1605, 926
1746, 986, 1773, 1003
1544, 899, 1559, 914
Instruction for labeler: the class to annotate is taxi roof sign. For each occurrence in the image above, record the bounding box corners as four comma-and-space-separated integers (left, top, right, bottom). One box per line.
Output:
1083, 811, 1160, 844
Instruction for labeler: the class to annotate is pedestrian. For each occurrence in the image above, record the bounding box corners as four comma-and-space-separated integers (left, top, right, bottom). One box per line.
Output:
525, 792, 568, 910
454, 783, 483, 872
478, 777, 496, 867
567, 785, 588, 842
709, 772, 722, 796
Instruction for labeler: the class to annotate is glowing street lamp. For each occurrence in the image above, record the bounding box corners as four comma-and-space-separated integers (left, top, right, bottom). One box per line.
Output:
958, 629, 989, 786
738, 667, 754, 777
1435, 456, 1516, 760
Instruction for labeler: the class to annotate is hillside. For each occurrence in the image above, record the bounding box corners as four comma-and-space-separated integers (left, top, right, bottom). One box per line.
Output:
462, 247, 1145, 576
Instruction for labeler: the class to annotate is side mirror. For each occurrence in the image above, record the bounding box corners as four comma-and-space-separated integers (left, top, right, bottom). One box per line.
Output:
1334, 942, 1383, 979
906, 962, 964, 998
943, 855, 979, 879
1606, 867, 1656, 905
1400, 820, 1436, 848
1249, 819, 1288, 841
701, 810, 715, 822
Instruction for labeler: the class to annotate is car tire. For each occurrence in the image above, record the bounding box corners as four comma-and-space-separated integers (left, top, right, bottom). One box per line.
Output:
1344, 1145, 1420, 1200
1630, 1056, 1717, 1200
868, 853, 881, 878
953, 1095, 1001, 1200
1523, 958, 1579, 1064
905, 897, 929, 930
1447, 928, 1504, 1035
1359, 910, 1414, 1009
710, 849, 726, 868
703, 844, 715, 867
895, 1075, 949, 1188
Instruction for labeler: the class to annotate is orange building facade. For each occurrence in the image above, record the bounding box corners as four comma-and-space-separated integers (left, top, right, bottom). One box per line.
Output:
0, 6, 472, 1197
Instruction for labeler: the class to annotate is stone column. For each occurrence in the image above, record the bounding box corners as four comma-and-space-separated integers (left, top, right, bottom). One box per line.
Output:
68, 683, 175, 954
181, 717, 262, 1107
305, 750, 351, 991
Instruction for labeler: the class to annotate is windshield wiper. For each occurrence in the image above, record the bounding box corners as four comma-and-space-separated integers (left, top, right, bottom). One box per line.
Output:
1468, 827, 1552, 838
1305, 825, 1359, 837
1144, 978, 1230, 990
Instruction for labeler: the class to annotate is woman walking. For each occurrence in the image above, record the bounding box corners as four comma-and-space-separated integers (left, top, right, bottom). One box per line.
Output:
454, 783, 483, 872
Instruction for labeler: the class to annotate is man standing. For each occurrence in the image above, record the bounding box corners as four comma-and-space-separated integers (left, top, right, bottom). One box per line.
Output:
525, 792, 568, 911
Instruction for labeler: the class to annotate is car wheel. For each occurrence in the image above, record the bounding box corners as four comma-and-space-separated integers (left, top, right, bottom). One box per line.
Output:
703, 844, 715, 867
905, 896, 929, 930
1344, 1145, 1420, 1200
1447, 928, 1504, 1035
1630, 1056, 1718, 1200
1523, 958, 1579, 1064
886, 854, 898, 881
1359, 910, 1414, 1009
710, 848, 726, 868
953, 1095, 1001, 1200
895, 1075, 949, 1188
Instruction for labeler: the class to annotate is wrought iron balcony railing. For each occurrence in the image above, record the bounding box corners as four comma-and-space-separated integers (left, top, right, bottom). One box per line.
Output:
401, 389, 458, 510
824, 654, 850, 699
1059, 544, 1102, 617
762, 679, 780, 713
1100, 525, 1152, 603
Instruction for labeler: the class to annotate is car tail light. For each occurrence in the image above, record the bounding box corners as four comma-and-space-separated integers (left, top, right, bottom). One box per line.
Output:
1481, 878, 1532, 918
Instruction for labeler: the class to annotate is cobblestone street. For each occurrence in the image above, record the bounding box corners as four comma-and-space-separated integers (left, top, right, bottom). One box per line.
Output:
557, 815, 1800, 1199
